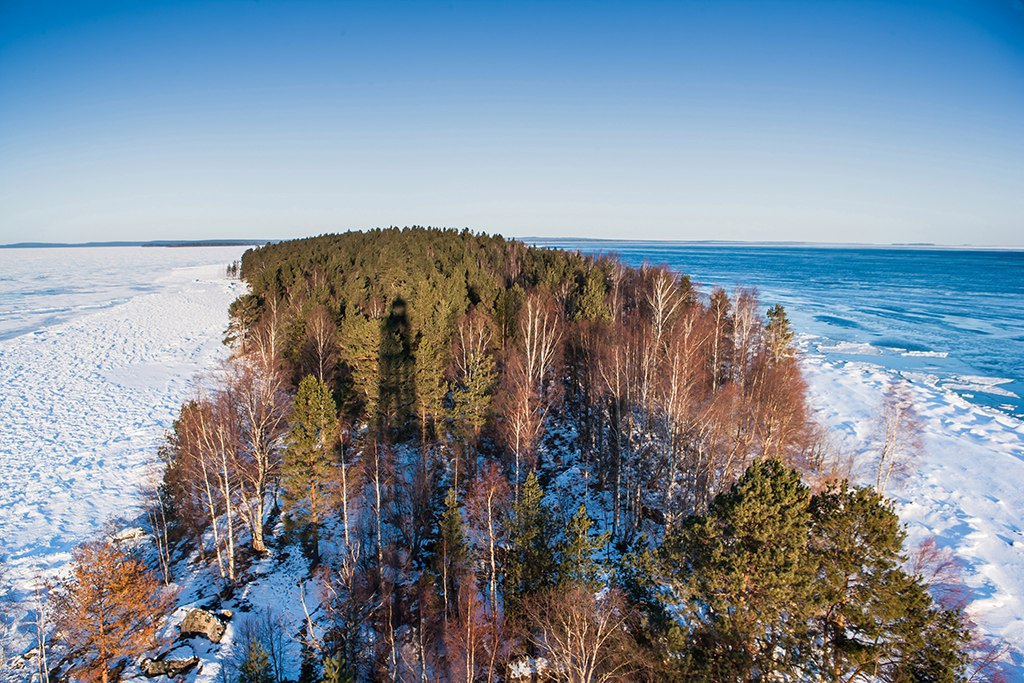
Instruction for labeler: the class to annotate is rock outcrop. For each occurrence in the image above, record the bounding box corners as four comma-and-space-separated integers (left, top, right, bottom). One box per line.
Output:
141, 645, 199, 678
178, 608, 226, 643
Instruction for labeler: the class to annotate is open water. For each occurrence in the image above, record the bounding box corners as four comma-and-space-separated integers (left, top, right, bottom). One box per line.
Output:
533, 240, 1024, 420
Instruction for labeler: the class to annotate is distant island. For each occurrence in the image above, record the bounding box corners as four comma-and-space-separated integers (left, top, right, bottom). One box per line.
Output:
0, 239, 272, 249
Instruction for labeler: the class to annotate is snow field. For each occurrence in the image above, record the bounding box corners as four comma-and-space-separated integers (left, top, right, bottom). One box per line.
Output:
0, 258, 243, 591
801, 352, 1024, 676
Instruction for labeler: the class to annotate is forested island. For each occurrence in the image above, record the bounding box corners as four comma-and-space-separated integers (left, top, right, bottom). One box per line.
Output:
14, 228, 1002, 683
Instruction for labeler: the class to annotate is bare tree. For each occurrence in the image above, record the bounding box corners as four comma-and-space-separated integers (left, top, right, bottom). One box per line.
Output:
660, 307, 711, 525
227, 361, 289, 554
165, 398, 235, 581
0, 561, 11, 681
522, 587, 637, 683
144, 480, 174, 585
874, 380, 924, 495
304, 304, 337, 384
731, 288, 761, 388
236, 608, 290, 683
499, 289, 563, 498
467, 463, 510, 617
32, 578, 51, 683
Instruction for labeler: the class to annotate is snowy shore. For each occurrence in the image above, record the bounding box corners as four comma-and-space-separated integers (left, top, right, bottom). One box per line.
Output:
802, 349, 1024, 674
0, 245, 1021, 677
0, 252, 244, 592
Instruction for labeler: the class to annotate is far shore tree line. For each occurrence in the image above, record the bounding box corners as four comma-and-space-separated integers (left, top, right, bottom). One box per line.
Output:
0, 228, 1007, 683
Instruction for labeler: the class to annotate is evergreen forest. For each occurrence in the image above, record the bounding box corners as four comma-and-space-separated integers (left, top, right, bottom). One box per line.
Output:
31, 228, 999, 683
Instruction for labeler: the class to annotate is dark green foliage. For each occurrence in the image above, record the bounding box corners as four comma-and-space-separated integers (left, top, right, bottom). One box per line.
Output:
217, 229, 971, 681
557, 503, 609, 590
337, 314, 381, 422
225, 293, 262, 346
574, 265, 612, 322
236, 229, 611, 424
238, 641, 273, 683
809, 483, 969, 682
669, 458, 814, 680
283, 375, 337, 561
448, 309, 498, 450
438, 486, 468, 616
650, 460, 970, 682
504, 471, 557, 618
765, 303, 795, 364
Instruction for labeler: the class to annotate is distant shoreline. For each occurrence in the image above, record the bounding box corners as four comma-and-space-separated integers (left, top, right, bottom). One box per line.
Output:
525, 237, 1024, 252
0, 239, 271, 249
4, 235, 1021, 252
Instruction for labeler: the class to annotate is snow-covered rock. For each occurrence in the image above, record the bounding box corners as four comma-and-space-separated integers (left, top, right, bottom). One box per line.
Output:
179, 608, 227, 643
141, 644, 200, 678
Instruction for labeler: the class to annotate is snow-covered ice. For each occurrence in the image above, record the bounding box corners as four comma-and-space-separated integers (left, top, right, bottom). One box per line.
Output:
0, 247, 246, 586
802, 350, 1024, 675
0, 242, 1021, 678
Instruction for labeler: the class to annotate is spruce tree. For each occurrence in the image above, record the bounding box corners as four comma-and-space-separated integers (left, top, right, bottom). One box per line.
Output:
504, 471, 557, 618
238, 641, 273, 683
284, 374, 337, 561
557, 503, 609, 590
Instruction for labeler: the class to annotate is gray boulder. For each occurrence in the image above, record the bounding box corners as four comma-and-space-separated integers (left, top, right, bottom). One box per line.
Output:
141, 645, 199, 678
178, 608, 226, 643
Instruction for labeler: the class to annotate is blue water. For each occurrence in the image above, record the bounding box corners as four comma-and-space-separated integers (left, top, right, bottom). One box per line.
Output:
533, 240, 1024, 420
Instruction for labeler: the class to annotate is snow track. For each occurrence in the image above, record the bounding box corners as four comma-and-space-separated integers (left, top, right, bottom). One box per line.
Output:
0, 253, 243, 586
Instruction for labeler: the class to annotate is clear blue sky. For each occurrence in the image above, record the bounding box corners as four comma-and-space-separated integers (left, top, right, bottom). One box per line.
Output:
1, 0, 1023, 245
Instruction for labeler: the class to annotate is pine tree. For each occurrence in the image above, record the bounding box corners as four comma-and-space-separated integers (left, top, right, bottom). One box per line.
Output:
339, 314, 381, 426
449, 309, 498, 457
238, 640, 273, 683
438, 487, 468, 620
284, 374, 338, 561
557, 504, 609, 590
809, 483, 969, 681
413, 307, 452, 447
667, 458, 814, 680
504, 471, 557, 618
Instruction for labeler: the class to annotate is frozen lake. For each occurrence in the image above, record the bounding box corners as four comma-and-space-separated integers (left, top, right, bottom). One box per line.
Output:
0, 246, 246, 583
534, 240, 1024, 419
0, 241, 1022, 674
536, 239, 1024, 673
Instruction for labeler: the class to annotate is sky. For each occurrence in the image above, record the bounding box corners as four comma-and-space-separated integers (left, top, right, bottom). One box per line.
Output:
1, 0, 1023, 245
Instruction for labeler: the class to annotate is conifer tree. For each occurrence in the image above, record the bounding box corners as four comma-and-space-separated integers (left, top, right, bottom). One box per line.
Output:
809, 483, 969, 682
504, 472, 557, 618
339, 315, 381, 425
284, 374, 338, 561
667, 458, 814, 680
557, 504, 609, 590
413, 307, 452, 448
52, 540, 177, 683
238, 640, 273, 683
449, 310, 498, 455
321, 654, 354, 683
438, 487, 468, 621
765, 303, 795, 365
